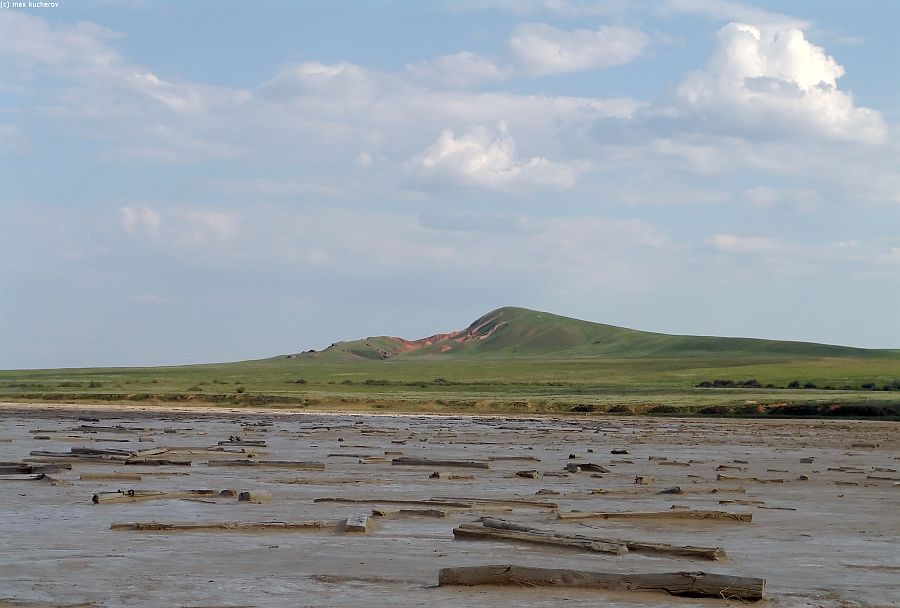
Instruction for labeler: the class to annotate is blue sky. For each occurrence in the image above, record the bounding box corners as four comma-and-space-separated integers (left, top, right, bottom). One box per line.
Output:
2, 0, 899, 368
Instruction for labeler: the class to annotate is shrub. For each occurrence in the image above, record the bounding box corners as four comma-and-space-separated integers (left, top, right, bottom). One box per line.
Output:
768, 404, 825, 416
736, 403, 767, 415
699, 405, 731, 415
696, 379, 764, 389
787, 380, 801, 389
647, 404, 680, 414
608, 404, 633, 414
827, 404, 887, 417
570, 404, 596, 413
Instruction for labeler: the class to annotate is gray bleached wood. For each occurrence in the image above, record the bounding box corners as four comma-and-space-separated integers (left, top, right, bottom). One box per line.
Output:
437, 565, 765, 601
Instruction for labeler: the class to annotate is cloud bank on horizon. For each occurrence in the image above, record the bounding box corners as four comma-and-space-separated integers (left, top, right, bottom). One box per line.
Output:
1, 0, 898, 367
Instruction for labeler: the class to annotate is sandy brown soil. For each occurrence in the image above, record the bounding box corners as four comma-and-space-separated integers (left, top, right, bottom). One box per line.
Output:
0, 402, 898, 607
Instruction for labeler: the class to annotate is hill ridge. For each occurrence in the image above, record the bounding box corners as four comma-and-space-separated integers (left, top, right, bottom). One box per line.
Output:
304, 306, 898, 362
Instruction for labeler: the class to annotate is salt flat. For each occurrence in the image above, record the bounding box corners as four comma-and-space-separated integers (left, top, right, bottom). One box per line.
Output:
0, 403, 897, 607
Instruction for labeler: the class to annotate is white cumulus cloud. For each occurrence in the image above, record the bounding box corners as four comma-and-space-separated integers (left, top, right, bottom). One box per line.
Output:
676, 22, 886, 143
509, 22, 648, 75
407, 122, 576, 190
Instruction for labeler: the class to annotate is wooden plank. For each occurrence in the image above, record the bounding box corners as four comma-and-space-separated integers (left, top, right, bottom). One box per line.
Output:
532, 521, 728, 561
92, 489, 237, 504
433, 496, 558, 509
30, 450, 129, 461
0, 462, 72, 475
122, 459, 192, 466
453, 523, 628, 555
80, 472, 142, 481
371, 508, 447, 518
392, 457, 489, 469
110, 520, 342, 532
558, 510, 752, 523
482, 518, 725, 560
0, 475, 44, 482
438, 565, 765, 601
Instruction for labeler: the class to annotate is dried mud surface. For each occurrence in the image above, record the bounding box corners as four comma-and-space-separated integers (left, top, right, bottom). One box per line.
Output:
0, 402, 898, 608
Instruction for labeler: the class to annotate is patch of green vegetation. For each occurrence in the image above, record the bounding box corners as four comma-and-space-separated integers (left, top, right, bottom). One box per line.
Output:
1, 307, 898, 419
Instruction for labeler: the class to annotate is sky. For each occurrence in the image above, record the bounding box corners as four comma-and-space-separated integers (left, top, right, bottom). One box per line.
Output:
2, 0, 899, 369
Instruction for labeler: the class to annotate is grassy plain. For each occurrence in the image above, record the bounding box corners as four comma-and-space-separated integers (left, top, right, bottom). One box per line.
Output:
2, 354, 899, 417
2, 308, 898, 417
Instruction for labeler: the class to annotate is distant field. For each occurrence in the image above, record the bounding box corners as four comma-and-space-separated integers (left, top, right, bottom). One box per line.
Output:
2, 354, 899, 418
3, 307, 898, 418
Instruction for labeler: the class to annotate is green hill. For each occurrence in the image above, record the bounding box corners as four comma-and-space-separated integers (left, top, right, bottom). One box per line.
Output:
3, 306, 900, 417
307, 306, 897, 361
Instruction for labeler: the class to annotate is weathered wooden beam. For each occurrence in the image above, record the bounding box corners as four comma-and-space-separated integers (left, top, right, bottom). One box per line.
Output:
437, 565, 765, 601
80, 472, 142, 481
371, 508, 447, 518
111, 520, 342, 532
483, 520, 726, 561
557, 510, 752, 523
392, 457, 489, 469
71, 447, 134, 457
453, 523, 628, 555
0, 462, 72, 475
122, 458, 192, 466
30, 450, 129, 461
433, 496, 558, 509
92, 489, 237, 504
